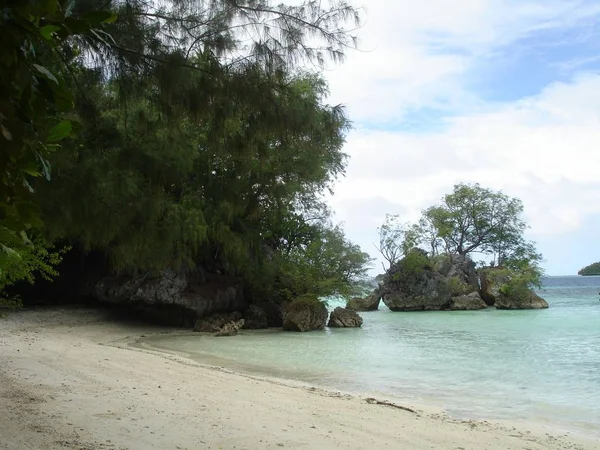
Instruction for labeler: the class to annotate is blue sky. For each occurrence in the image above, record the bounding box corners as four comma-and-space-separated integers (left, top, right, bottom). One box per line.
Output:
320, 0, 600, 275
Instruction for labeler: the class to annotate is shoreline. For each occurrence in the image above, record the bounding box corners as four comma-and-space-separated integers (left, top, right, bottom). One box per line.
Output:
1, 306, 598, 449
134, 329, 600, 440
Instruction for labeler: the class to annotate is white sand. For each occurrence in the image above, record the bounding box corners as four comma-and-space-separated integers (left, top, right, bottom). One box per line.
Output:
0, 307, 597, 450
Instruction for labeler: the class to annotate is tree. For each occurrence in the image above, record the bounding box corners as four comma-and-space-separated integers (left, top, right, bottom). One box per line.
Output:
0, 0, 117, 288
7, 0, 371, 307
374, 214, 408, 270
425, 183, 527, 261
578, 262, 600, 276
263, 223, 373, 303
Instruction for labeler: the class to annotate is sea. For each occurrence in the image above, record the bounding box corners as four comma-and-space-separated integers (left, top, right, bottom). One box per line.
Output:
140, 276, 600, 436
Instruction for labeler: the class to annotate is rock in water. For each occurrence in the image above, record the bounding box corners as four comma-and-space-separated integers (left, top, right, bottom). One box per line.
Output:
214, 319, 245, 337
194, 312, 243, 332
478, 269, 510, 306
381, 250, 453, 311
346, 290, 381, 311
243, 304, 268, 329
327, 307, 363, 328
495, 290, 549, 310
282, 299, 328, 332
449, 291, 487, 310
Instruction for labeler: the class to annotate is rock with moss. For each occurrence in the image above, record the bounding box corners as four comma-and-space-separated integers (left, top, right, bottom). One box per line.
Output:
449, 291, 487, 310
328, 307, 363, 327
282, 297, 328, 332
346, 289, 381, 311
381, 249, 453, 311
495, 289, 548, 310
194, 312, 243, 332
479, 268, 509, 306
434, 254, 479, 292
214, 319, 245, 336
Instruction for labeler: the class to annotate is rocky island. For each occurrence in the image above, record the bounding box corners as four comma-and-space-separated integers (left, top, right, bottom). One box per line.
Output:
348, 249, 548, 313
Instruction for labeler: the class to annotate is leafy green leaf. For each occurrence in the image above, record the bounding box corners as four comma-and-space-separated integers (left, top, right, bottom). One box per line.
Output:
33, 64, 58, 84
40, 25, 61, 41
47, 120, 72, 143
84, 11, 118, 24
1, 125, 12, 141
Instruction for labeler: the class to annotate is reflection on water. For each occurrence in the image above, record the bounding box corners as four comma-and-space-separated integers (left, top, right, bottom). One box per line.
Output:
141, 276, 600, 436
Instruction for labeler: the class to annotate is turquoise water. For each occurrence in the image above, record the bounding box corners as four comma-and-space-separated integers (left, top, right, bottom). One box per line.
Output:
142, 276, 600, 435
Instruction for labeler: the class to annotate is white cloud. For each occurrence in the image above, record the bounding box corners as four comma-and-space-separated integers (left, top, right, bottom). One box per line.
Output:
316, 0, 600, 275
332, 75, 600, 237
323, 0, 600, 124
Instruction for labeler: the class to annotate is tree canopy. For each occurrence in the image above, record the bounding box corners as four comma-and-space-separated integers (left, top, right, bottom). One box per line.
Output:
423, 183, 529, 263
377, 183, 544, 289
578, 262, 600, 276
1, 0, 372, 304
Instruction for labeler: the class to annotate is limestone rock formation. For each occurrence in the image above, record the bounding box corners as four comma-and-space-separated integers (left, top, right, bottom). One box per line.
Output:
346, 290, 381, 311
495, 290, 549, 310
380, 250, 486, 311
479, 269, 509, 306
214, 319, 245, 337
282, 299, 328, 332
327, 307, 363, 328
449, 291, 488, 310
94, 269, 246, 326
381, 250, 452, 311
194, 312, 243, 332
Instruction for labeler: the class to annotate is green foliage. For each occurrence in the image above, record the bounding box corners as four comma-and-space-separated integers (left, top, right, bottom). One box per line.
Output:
482, 246, 544, 300
578, 262, 600, 276
444, 276, 470, 296
375, 214, 412, 270
0, 0, 113, 279
392, 249, 431, 280
0, 0, 370, 305
255, 224, 372, 304
285, 295, 325, 313
0, 236, 69, 303
380, 183, 543, 295
423, 183, 528, 259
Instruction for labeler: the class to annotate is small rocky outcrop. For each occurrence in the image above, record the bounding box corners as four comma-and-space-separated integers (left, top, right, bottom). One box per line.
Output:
346, 290, 381, 311
214, 319, 245, 337
194, 312, 243, 332
381, 249, 453, 311
381, 250, 485, 311
479, 269, 509, 306
327, 307, 363, 328
449, 291, 487, 310
242, 304, 268, 329
282, 298, 328, 332
445, 254, 480, 291
495, 290, 549, 310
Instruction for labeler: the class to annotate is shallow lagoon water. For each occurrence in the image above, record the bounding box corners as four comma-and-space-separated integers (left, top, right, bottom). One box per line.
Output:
142, 276, 600, 436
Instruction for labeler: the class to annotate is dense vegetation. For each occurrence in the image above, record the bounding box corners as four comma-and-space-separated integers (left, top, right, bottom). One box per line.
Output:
377, 183, 544, 290
578, 262, 600, 276
0, 0, 372, 307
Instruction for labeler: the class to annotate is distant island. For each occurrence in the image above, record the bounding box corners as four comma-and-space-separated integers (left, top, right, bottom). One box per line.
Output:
578, 262, 600, 276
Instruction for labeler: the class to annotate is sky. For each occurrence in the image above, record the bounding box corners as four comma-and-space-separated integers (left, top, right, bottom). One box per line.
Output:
316, 0, 600, 276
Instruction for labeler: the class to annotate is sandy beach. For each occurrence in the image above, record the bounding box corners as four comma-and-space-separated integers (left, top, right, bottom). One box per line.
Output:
0, 307, 597, 450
